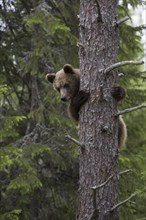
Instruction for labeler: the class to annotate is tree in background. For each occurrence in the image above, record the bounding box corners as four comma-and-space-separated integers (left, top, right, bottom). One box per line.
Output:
0, 0, 146, 220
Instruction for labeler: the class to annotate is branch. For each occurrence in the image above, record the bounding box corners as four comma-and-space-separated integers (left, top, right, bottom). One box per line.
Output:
91, 174, 113, 190
118, 72, 124, 77
134, 24, 146, 31
117, 16, 130, 26
119, 169, 132, 176
89, 175, 113, 220
115, 104, 146, 117
95, 0, 102, 22
110, 193, 136, 212
65, 134, 85, 148
2, 0, 16, 38
50, 0, 68, 27
104, 60, 144, 74
77, 42, 85, 48
129, 200, 136, 205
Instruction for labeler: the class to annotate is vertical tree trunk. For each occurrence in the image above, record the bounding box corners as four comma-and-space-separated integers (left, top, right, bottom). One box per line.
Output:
79, 1, 119, 220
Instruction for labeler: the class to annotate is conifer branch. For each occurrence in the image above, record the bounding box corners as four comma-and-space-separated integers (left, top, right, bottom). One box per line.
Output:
95, 0, 102, 22
110, 193, 136, 212
77, 42, 85, 48
134, 24, 146, 31
119, 169, 132, 176
118, 73, 124, 77
115, 104, 146, 116
89, 175, 113, 219
117, 16, 130, 25
91, 174, 113, 190
65, 135, 80, 146
65, 135, 85, 149
104, 60, 144, 74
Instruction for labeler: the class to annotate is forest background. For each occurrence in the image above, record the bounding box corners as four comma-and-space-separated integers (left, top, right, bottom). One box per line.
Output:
0, 0, 146, 220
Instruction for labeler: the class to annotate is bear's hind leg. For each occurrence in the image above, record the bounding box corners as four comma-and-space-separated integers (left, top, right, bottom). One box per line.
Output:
118, 116, 127, 148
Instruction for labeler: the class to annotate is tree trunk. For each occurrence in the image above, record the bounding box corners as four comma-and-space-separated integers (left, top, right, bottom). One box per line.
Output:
79, 1, 119, 220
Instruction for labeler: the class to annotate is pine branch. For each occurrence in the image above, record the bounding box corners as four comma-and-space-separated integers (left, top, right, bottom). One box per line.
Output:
89, 175, 113, 219
95, 0, 102, 22
110, 193, 136, 212
65, 134, 85, 148
104, 60, 144, 74
117, 16, 130, 25
118, 73, 124, 77
77, 42, 85, 48
119, 169, 132, 176
115, 104, 146, 117
134, 24, 146, 31
91, 175, 113, 190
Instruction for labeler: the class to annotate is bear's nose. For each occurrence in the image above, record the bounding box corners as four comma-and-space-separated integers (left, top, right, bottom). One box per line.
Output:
61, 97, 67, 102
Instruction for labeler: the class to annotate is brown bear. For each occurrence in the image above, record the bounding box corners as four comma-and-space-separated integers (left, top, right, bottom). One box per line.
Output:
46, 64, 127, 147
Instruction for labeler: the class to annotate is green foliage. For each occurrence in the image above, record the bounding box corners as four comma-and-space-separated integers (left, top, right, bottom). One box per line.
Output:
0, 137, 78, 219
25, 13, 70, 35
7, 171, 42, 194
119, 110, 146, 220
0, 0, 146, 219
23, 12, 77, 75
117, 5, 146, 219
0, 147, 22, 172
0, 116, 27, 140
0, 84, 9, 95
0, 209, 22, 220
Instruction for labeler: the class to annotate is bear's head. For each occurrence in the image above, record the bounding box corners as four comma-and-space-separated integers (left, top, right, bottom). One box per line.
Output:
46, 64, 80, 102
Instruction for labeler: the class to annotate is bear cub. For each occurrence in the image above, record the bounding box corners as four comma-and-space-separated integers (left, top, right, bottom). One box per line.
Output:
46, 64, 127, 147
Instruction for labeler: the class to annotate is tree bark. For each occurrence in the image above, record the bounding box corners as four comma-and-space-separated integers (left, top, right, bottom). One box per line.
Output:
79, 1, 119, 220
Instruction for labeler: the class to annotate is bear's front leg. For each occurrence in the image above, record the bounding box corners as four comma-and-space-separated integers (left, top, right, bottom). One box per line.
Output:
111, 86, 125, 102
68, 90, 90, 121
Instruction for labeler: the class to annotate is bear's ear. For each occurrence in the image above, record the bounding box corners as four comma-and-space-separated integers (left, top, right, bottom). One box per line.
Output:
46, 73, 56, 83
63, 64, 75, 74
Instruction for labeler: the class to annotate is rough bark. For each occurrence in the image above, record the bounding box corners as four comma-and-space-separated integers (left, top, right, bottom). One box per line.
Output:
79, 1, 119, 220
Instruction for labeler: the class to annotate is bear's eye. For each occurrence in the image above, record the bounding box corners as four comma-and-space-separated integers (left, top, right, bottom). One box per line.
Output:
64, 83, 69, 89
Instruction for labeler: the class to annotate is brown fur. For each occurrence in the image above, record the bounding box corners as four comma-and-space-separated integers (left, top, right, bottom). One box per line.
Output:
46, 64, 127, 147
118, 116, 127, 147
